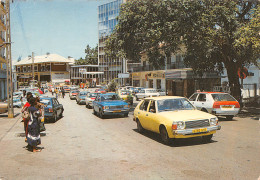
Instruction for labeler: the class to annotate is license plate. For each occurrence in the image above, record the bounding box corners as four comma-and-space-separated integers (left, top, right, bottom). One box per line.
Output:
113, 110, 121, 113
192, 128, 207, 133
222, 105, 232, 108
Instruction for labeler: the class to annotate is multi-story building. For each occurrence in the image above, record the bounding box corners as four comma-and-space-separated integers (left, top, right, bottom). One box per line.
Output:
98, 0, 127, 84
0, 0, 7, 101
70, 65, 104, 86
14, 53, 74, 87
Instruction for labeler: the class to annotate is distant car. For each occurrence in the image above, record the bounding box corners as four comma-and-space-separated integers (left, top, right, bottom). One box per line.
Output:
95, 89, 106, 93
133, 96, 221, 145
117, 90, 133, 105
85, 92, 99, 108
157, 89, 166, 96
135, 88, 160, 100
40, 97, 64, 123
189, 92, 240, 120
69, 90, 80, 100
76, 91, 89, 105
93, 93, 130, 118
132, 87, 144, 95
13, 97, 25, 108
63, 86, 70, 93
0, 102, 8, 114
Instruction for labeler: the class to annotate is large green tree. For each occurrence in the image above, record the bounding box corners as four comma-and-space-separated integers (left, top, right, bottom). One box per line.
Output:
106, 0, 259, 102
75, 45, 98, 65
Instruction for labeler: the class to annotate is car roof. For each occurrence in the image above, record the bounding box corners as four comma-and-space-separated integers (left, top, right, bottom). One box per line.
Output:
100, 93, 116, 96
196, 92, 226, 94
144, 96, 185, 100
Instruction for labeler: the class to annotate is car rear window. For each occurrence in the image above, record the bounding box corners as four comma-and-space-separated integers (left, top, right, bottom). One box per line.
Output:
211, 94, 236, 101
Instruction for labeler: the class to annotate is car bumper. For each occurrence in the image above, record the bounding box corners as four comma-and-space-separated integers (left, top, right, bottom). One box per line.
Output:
103, 109, 130, 115
79, 100, 86, 104
171, 125, 221, 138
212, 108, 239, 116
70, 96, 76, 99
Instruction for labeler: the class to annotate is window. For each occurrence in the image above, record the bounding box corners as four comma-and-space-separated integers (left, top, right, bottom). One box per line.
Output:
157, 79, 161, 89
17, 67, 20, 72
34, 65, 38, 72
189, 93, 198, 101
198, 94, 206, 102
139, 100, 149, 111
148, 101, 156, 113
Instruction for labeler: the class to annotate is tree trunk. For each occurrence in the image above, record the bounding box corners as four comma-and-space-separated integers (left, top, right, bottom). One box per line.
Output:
225, 62, 242, 105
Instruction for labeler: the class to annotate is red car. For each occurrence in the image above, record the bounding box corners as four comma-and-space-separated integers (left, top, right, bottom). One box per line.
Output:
95, 89, 106, 94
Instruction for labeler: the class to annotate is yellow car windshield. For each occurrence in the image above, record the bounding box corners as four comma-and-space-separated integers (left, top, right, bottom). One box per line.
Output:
157, 98, 195, 112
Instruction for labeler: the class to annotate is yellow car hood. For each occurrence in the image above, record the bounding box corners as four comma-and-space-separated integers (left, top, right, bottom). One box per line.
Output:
159, 110, 215, 122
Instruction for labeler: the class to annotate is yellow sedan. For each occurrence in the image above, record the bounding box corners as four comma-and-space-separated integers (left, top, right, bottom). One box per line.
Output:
133, 96, 221, 145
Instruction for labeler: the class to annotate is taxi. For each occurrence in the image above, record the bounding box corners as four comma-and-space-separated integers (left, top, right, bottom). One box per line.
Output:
117, 90, 134, 105
133, 96, 221, 145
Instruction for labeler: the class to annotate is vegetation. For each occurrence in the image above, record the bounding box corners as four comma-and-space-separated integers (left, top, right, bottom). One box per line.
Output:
75, 45, 98, 65
108, 79, 118, 92
105, 0, 259, 102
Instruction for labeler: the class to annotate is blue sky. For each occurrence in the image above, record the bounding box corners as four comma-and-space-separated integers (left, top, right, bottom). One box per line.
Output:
11, 0, 111, 62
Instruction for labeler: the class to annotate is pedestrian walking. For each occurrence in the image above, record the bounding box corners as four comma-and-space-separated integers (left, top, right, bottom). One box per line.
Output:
27, 97, 42, 152
21, 92, 33, 142
51, 87, 55, 96
55, 88, 58, 99
61, 88, 65, 98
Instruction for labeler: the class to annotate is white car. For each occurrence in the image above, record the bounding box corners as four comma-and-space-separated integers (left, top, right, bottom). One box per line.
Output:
189, 92, 240, 120
135, 88, 160, 100
85, 92, 99, 108
157, 89, 166, 96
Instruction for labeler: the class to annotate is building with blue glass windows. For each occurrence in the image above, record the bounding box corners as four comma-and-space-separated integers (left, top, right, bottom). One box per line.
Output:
98, 0, 127, 84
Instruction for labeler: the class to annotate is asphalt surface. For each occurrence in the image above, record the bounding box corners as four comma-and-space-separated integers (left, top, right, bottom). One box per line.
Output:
0, 92, 259, 180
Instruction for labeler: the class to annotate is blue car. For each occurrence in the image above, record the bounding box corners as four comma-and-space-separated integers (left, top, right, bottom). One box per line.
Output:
93, 93, 130, 118
40, 97, 64, 123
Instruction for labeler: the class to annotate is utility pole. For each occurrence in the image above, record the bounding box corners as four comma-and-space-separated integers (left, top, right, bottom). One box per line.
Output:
6, 0, 14, 118
32, 52, 34, 81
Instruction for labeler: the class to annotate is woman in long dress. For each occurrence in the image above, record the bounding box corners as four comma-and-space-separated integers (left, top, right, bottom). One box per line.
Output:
27, 97, 42, 152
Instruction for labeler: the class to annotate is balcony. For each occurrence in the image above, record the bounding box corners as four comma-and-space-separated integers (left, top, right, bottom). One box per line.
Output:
131, 62, 186, 72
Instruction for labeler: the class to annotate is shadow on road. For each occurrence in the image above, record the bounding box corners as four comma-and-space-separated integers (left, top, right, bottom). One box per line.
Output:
132, 129, 217, 147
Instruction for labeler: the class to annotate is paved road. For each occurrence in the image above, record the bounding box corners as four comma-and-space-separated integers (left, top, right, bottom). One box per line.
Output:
0, 93, 259, 180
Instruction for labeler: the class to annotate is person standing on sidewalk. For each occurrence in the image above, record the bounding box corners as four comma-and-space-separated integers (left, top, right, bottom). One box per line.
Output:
21, 92, 32, 142
27, 97, 42, 152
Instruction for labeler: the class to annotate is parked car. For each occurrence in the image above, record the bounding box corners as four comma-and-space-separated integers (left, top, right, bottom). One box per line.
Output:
76, 91, 89, 105
13, 97, 25, 108
69, 90, 80, 100
189, 92, 240, 120
93, 93, 130, 118
117, 90, 133, 105
0, 102, 8, 114
157, 89, 166, 96
135, 88, 160, 100
85, 92, 99, 108
133, 96, 221, 144
40, 97, 64, 122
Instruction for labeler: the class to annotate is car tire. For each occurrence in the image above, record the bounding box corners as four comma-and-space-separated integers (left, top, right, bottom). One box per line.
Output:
93, 109, 97, 115
60, 109, 64, 118
201, 108, 208, 113
160, 126, 171, 145
202, 134, 213, 143
226, 115, 234, 121
137, 120, 144, 133
53, 112, 57, 123
99, 109, 104, 119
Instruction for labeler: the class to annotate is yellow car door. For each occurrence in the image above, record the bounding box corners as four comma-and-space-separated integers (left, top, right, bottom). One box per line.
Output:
146, 100, 160, 133
137, 100, 151, 130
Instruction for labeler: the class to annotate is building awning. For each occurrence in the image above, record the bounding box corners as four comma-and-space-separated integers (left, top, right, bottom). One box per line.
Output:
166, 69, 220, 79
82, 72, 104, 75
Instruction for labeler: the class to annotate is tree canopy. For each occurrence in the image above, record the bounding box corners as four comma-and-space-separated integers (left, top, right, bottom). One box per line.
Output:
105, 0, 259, 101
75, 45, 98, 65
